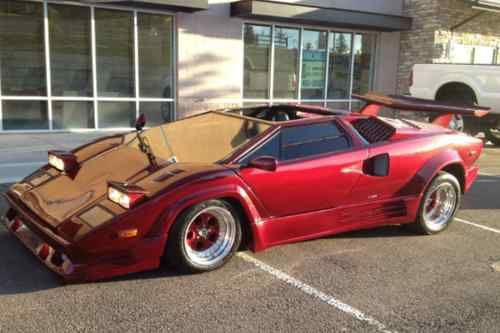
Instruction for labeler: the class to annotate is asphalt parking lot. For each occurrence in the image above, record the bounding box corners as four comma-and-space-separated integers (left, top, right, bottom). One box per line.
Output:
0, 148, 499, 332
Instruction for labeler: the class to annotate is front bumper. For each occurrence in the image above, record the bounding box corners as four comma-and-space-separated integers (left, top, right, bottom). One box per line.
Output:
1, 213, 84, 283
2, 192, 164, 283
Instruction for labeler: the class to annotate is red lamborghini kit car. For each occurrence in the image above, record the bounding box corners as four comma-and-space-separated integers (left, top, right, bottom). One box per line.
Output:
2, 93, 488, 283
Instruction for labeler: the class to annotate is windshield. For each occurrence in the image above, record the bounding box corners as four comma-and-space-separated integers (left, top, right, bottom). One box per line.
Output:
127, 112, 272, 164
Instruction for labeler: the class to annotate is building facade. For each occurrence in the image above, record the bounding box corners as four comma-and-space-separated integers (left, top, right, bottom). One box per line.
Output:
398, 0, 500, 94
0, 0, 410, 132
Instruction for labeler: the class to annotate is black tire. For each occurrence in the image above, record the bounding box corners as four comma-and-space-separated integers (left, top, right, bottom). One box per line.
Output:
432, 92, 480, 135
407, 172, 461, 235
485, 126, 500, 146
166, 199, 242, 273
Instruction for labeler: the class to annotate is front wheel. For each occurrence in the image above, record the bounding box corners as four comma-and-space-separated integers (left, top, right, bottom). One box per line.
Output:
166, 200, 242, 273
409, 172, 461, 235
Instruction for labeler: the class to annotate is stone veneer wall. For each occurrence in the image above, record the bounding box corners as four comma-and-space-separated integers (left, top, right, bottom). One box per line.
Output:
397, 0, 500, 94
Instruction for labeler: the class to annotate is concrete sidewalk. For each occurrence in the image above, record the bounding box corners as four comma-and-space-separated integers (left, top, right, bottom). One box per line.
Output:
0, 132, 124, 183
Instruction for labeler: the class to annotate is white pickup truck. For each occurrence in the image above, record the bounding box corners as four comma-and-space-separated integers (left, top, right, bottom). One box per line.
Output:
410, 64, 500, 145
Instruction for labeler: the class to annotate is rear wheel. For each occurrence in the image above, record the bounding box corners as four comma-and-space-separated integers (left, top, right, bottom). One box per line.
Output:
409, 172, 461, 235
166, 200, 242, 273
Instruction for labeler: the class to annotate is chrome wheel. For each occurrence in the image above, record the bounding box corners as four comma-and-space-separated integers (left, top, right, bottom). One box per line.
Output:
423, 182, 458, 232
449, 115, 464, 132
184, 206, 237, 267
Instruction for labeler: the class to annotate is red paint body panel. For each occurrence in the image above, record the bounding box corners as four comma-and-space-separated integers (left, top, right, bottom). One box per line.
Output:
2, 99, 486, 282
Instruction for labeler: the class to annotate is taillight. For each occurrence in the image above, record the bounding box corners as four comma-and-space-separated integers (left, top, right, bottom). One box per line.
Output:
107, 181, 146, 209
48, 150, 79, 174
10, 218, 23, 232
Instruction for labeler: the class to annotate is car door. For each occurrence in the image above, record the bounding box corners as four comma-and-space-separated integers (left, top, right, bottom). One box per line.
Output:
238, 120, 368, 218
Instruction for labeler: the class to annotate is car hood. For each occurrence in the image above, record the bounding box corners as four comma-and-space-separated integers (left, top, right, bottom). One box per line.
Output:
9, 145, 228, 231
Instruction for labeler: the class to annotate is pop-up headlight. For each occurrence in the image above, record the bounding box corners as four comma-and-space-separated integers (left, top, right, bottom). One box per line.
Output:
48, 150, 78, 174
108, 181, 146, 209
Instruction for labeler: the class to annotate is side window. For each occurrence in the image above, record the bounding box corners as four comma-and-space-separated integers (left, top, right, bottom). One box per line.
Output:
240, 134, 280, 164
281, 122, 350, 161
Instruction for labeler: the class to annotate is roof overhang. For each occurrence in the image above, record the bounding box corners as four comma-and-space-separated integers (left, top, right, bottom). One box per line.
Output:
231, 0, 412, 32
467, 0, 500, 12
78, 0, 208, 12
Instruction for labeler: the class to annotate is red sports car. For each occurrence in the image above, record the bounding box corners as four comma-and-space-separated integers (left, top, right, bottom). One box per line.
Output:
2, 93, 488, 282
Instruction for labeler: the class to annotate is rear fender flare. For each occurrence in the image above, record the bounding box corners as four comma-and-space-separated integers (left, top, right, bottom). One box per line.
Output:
414, 149, 464, 198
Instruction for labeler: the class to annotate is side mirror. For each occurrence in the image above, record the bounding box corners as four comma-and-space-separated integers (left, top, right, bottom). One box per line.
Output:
135, 113, 146, 131
363, 153, 390, 177
247, 156, 278, 172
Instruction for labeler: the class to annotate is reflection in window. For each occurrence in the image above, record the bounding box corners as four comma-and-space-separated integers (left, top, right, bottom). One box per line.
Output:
139, 14, 173, 98
327, 33, 352, 99
274, 27, 300, 99
244, 25, 272, 99
96, 9, 134, 97
140, 102, 173, 126
53, 101, 94, 129
352, 34, 375, 95
327, 102, 350, 111
98, 102, 135, 128
301, 30, 327, 100
49, 4, 92, 97
0, 1, 45, 96
2, 101, 48, 130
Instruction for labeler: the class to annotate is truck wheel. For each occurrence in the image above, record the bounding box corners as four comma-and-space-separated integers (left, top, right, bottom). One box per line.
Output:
407, 172, 461, 235
166, 200, 242, 273
433, 92, 479, 135
485, 126, 500, 146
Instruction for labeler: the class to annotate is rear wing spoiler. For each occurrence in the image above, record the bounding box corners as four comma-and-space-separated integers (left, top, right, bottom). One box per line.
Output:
353, 93, 490, 127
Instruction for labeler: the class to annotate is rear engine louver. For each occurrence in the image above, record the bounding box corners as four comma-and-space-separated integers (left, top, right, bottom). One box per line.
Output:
352, 118, 395, 143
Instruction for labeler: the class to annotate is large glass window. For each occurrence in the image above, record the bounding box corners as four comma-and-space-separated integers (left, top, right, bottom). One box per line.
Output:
243, 24, 376, 112
49, 4, 92, 97
98, 102, 135, 128
301, 30, 327, 100
273, 27, 300, 99
139, 14, 173, 98
352, 34, 375, 95
244, 25, 272, 99
96, 9, 134, 97
0, 1, 45, 96
0, 2, 175, 131
328, 33, 352, 99
2, 101, 48, 130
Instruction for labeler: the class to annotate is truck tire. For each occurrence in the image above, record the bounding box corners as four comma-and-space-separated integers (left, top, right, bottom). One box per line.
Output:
485, 126, 500, 146
432, 94, 479, 135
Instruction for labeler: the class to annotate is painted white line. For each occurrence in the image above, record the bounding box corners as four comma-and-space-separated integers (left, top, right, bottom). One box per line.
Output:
456, 217, 500, 234
479, 172, 497, 177
0, 177, 22, 184
0, 162, 45, 168
237, 252, 392, 333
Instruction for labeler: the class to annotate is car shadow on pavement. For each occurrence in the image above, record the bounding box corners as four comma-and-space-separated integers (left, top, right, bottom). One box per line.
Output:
462, 175, 500, 210
0, 228, 61, 295
331, 225, 419, 240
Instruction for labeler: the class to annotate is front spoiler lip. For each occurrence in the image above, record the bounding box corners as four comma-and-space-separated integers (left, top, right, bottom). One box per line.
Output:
1, 215, 85, 283
2, 192, 70, 251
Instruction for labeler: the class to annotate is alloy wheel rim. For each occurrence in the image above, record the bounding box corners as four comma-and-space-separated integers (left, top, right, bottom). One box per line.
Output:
449, 115, 464, 132
423, 183, 457, 231
184, 206, 236, 267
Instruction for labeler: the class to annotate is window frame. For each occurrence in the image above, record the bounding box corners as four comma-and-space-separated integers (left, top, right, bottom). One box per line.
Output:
0, 0, 176, 132
237, 118, 354, 165
242, 22, 378, 111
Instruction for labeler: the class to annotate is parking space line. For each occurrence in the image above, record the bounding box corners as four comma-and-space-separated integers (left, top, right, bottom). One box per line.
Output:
456, 217, 500, 234
0, 162, 45, 168
237, 252, 392, 333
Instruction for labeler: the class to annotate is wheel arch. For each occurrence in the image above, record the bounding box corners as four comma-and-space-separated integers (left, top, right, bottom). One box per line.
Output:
435, 81, 478, 104
440, 162, 466, 193
157, 185, 266, 255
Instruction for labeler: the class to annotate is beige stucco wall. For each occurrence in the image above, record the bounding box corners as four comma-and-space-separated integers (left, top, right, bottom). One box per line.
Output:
176, 0, 405, 117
